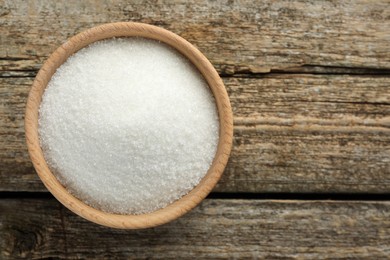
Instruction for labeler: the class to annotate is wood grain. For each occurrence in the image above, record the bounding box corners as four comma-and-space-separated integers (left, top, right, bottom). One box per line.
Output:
1, 199, 389, 259
1, 0, 390, 76
1, 75, 389, 193
1, 0, 390, 255
1, 0, 389, 194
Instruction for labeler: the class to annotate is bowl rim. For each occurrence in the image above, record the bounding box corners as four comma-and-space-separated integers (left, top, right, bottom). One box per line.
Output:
25, 22, 233, 229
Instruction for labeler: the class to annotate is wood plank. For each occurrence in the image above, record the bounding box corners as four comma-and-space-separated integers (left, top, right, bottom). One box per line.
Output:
0, 199, 389, 259
1, 0, 390, 75
221, 75, 390, 193
1, 75, 389, 193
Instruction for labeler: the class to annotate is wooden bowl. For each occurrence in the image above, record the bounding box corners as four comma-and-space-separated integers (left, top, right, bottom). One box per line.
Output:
25, 22, 233, 229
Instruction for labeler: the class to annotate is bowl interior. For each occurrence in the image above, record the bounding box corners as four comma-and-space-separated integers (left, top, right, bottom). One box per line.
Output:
25, 22, 233, 229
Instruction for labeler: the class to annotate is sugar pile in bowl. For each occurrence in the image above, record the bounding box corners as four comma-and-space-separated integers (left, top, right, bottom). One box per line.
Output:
38, 38, 219, 214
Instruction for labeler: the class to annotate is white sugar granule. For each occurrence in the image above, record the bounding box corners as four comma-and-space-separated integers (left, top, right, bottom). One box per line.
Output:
38, 38, 219, 215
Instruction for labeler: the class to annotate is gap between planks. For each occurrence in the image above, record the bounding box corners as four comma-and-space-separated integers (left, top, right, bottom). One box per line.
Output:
2, 191, 390, 202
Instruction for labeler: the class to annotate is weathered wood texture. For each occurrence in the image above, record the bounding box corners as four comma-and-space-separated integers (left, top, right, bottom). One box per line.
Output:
0, 1, 389, 193
1, 0, 390, 76
1, 0, 390, 257
1, 75, 389, 192
1, 199, 390, 259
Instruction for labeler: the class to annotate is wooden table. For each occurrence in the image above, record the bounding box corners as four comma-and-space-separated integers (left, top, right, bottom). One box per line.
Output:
1, 0, 389, 258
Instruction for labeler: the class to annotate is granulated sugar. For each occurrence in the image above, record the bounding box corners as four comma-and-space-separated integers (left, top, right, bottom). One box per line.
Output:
38, 38, 219, 214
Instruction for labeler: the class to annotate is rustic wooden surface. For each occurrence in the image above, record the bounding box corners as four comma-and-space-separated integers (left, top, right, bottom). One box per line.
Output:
1, 199, 390, 259
1, 0, 390, 74
2, 75, 390, 193
1, 0, 390, 258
